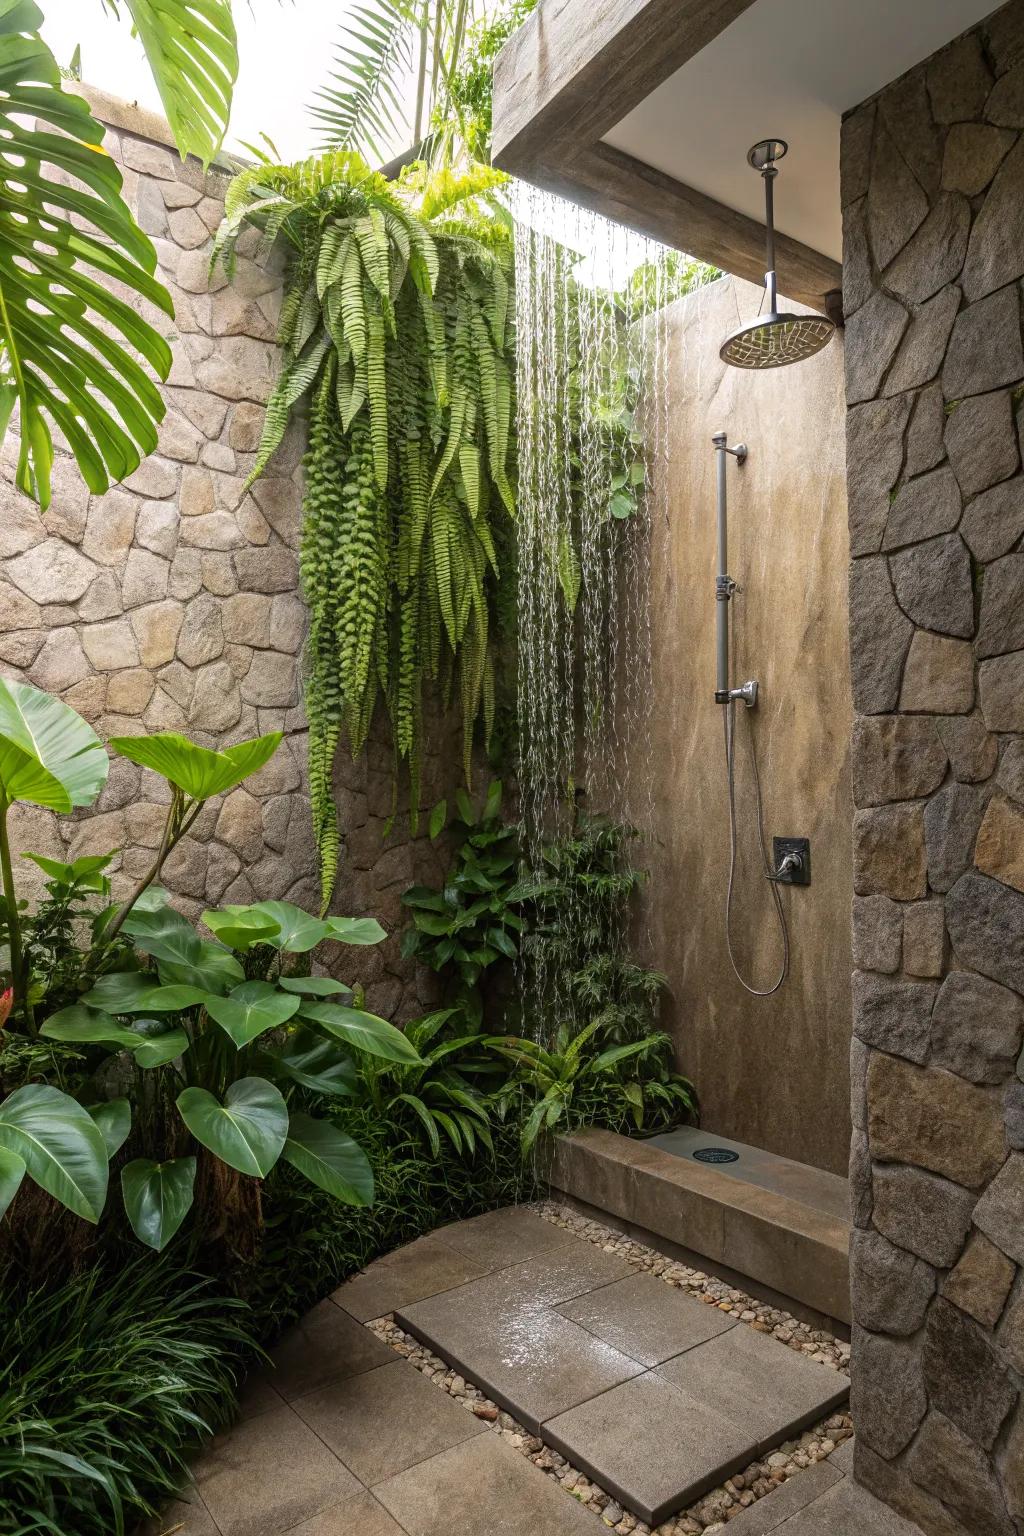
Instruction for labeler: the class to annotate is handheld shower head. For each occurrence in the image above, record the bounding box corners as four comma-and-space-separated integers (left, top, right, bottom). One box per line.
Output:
720, 139, 835, 370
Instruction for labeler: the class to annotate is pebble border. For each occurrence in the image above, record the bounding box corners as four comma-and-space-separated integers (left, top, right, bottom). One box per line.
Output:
363, 1201, 853, 1533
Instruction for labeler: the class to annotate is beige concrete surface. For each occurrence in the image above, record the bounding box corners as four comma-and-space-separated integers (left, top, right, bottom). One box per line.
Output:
642, 274, 852, 1173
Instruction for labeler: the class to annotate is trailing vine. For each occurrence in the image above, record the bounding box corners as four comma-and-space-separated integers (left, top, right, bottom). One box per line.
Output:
215, 155, 514, 908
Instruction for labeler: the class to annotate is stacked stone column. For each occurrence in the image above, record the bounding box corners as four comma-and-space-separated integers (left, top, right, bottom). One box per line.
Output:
842, 4, 1024, 1532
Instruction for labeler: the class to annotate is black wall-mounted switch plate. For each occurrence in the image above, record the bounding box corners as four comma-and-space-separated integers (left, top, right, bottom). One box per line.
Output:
773, 836, 811, 886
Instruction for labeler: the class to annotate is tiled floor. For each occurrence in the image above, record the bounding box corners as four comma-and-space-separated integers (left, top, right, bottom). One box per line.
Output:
146, 1207, 922, 1536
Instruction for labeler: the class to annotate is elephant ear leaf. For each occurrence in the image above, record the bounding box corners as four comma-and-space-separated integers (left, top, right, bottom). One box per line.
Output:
205, 980, 300, 1048
177, 1077, 287, 1177
0, 1146, 26, 1221
0, 1084, 108, 1222
109, 731, 282, 800
0, 10, 173, 508
283, 1112, 374, 1206
121, 1155, 196, 1250
0, 680, 108, 811
121, 0, 238, 168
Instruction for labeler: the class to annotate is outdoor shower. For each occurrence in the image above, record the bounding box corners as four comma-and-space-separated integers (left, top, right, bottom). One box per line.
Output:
713, 138, 825, 995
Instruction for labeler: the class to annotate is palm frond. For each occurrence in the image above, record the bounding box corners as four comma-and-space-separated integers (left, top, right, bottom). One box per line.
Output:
309, 1, 415, 163
116, 0, 238, 167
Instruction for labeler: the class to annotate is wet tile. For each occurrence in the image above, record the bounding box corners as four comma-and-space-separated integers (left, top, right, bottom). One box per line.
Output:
718, 1461, 843, 1533
194, 1403, 360, 1536
657, 1325, 850, 1453
772, 1475, 925, 1534
829, 1435, 856, 1474
397, 1288, 644, 1434
374, 1428, 599, 1536
268, 1297, 393, 1400
282, 1490, 407, 1535
433, 1206, 578, 1269
543, 1369, 760, 1525
557, 1270, 738, 1365
293, 1360, 486, 1485
332, 1233, 490, 1322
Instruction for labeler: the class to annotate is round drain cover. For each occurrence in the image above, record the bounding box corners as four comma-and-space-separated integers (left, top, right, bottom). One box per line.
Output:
692, 1147, 739, 1165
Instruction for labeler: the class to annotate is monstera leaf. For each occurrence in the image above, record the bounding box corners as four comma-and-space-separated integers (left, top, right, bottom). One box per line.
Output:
0, 1084, 108, 1222
117, 0, 238, 168
110, 731, 282, 800
177, 1076, 288, 1177
0, 680, 108, 812
0, 3, 173, 507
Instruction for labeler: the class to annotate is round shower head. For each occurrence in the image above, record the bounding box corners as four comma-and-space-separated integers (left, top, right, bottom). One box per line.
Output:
721, 138, 836, 369
719, 309, 836, 369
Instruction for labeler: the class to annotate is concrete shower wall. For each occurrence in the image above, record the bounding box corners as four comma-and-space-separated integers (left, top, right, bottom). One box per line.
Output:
640, 274, 852, 1176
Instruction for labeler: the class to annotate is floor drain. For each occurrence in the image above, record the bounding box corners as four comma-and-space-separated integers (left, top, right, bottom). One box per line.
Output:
692, 1147, 739, 1164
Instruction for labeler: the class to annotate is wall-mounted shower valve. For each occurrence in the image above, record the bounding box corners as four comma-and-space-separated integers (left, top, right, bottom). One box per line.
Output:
769, 837, 811, 886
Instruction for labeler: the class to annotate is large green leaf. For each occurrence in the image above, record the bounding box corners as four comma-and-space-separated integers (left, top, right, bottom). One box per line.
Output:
109, 731, 282, 800
324, 916, 387, 946
0, 1083, 108, 1221
87, 1098, 131, 1157
258, 1027, 357, 1096
0, 679, 108, 811
121, 0, 238, 168
82, 971, 210, 1013
131, 1020, 191, 1068
299, 1001, 421, 1065
0, 1144, 26, 1219
41, 1005, 140, 1048
278, 975, 351, 998
201, 905, 282, 952
0, 5, 173, 507
121, 1155, 195, 1250
283, 1112, 374, 1205
122, 905, 242, 992
205, 980, 300, 1048
176, 1076, 287, 1177
245, 900, 329, 953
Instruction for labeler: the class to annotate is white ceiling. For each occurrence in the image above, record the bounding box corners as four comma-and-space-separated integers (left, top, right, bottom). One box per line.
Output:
603, 0, 999, 261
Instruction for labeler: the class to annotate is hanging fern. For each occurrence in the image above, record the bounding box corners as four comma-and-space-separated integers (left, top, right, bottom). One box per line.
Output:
216, 154, 515, 909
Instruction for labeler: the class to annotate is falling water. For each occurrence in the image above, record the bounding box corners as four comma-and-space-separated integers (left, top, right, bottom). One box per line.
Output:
511, 182, 714, 1029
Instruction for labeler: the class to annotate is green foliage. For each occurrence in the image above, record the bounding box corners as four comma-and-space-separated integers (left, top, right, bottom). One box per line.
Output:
401, 778, 525, 1015
438, 0, 539, 162
216, 155, 516, 906
0, 1260, 253, 1535
0, 3, 174, 507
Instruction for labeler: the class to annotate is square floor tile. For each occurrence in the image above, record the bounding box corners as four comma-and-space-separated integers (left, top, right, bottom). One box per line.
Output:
557, 1271, 738, 1365
193, 1404, 359, 1536
137, 1497, 219, 1536
374, 1427, 599, 1536
773, 1476, 926, 1534
717, 1461, 842, 1534
657, 1324, 850, 1453
398, 1292, 644, 1434
237, 1367, 285, 1420
293, 1359, 487, 1484
433, 1207, 577, 1270
268, 1298, 393, 1400
543, 1368, 760, 1524
332, 1233, 490, 1322
282, 1489, 408, 1535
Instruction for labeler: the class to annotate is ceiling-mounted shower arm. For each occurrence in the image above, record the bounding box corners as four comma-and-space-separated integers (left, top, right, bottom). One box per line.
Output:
749, 139, 785, 318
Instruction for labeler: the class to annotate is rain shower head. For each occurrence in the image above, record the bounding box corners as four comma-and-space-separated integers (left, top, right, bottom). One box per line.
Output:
720, 139, 835, 370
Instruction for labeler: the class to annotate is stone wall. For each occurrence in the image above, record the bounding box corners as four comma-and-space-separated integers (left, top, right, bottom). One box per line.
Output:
0, 91, 445, 1022
842, 5, 1024, 1531
639, 275, 853, 1177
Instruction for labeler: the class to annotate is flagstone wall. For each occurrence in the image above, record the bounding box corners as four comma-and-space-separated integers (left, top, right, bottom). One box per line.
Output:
841, 4, 1024, 1530
0, 89, 444, 1022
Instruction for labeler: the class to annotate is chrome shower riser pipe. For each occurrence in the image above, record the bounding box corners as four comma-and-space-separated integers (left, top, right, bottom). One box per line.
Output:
711, 431, 755, 707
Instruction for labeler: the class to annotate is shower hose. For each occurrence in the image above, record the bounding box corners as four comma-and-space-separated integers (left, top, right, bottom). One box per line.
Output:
722, 699, 790, 996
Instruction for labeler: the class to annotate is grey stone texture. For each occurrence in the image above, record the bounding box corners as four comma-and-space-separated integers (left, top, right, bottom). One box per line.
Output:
0, 105, 460, 1025
844, 23, 1024, 1530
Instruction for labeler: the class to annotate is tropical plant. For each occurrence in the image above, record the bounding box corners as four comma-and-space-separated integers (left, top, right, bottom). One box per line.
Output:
0, 1259, 253, 1536
435, 0, 537, 163
310, 0, 495, 166
488, 1018, 697, 1153
400, 778, 526, 1018
214, 154, 515, 906
354, 1006, 503, 1157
